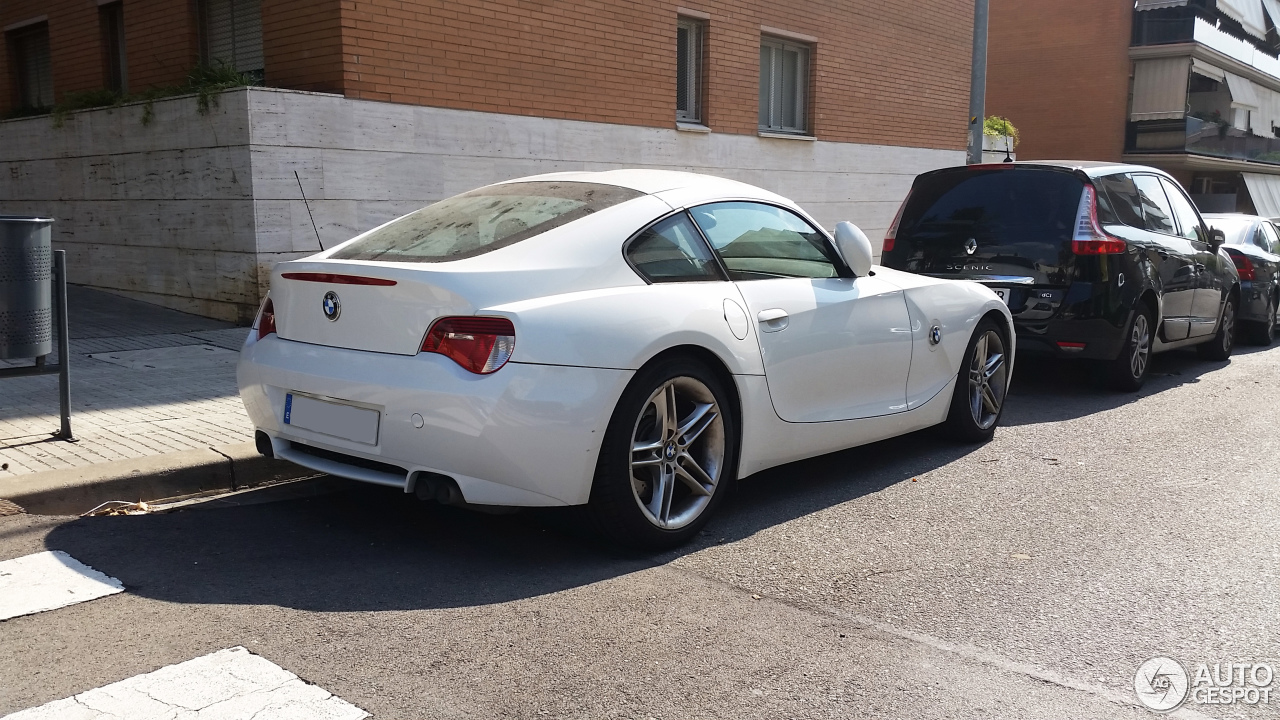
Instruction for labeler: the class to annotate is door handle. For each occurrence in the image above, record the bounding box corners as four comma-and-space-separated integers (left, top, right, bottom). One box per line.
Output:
757, 308, 789, 333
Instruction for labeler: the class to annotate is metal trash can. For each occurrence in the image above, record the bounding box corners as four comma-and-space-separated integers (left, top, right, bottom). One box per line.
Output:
0, 216, 55, 359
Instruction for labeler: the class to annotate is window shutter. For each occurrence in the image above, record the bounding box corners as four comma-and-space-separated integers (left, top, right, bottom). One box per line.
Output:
205, 0, 263, 73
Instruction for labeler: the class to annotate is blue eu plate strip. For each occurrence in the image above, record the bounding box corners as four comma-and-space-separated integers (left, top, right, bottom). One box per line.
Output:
283, 393, 293, 424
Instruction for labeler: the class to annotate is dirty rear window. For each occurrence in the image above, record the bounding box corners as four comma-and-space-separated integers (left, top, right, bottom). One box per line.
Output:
330, 182, 645, 263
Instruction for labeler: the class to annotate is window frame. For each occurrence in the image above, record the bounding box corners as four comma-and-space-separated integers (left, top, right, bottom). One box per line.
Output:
7, 21, 53, 111
686, 199, 851, 280
1261, 221, 1280, 253
99, 1, 128, 94
758, 36, 811, 136
676, 17, 705, 125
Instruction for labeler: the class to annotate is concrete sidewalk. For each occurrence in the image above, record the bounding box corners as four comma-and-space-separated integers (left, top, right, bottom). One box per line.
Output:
1, 287, 304, 512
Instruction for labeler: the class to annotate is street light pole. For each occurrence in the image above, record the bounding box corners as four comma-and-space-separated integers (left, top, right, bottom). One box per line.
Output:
967, 0, 989, 164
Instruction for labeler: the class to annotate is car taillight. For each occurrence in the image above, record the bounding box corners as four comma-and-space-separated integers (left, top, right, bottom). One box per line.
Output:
1071, 185, 1127, 255
1230, 251, 1256, 280
421, 316, 516, 374
882, 189, 912, 254
255, 296, 276, 340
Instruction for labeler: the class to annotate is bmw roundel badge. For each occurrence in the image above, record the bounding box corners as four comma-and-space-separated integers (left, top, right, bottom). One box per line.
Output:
929, 324, 942, 345
322, 290, 341, 321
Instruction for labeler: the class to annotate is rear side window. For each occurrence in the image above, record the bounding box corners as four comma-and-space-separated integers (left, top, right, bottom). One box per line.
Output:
891, 168, 1083, 258
1098, 174, 1146, 228
626, 213, 724, 283
689, 202, 839, 280
1131, 175, 1176, 235
331, 182, 644, 263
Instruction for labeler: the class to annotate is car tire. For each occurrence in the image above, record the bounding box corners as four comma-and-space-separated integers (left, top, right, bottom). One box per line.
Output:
944, 318, 1009, 443
1244, 293, 1276, 346
1197, 295, 1237, 361
588, 356, 738, 550
1106, 303, 1154, 392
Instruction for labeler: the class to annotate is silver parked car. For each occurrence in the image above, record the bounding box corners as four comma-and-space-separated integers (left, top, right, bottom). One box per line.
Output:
1202, 213, 1280, 345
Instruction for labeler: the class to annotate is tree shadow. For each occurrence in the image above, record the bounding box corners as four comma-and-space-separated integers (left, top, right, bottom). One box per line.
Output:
43, 429, 978, 613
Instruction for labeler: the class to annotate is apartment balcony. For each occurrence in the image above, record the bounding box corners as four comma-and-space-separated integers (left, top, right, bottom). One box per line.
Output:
1126, 116, 1280, 166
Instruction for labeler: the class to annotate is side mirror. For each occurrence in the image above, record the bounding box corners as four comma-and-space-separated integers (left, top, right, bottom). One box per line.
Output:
1209, 227, 1226, 249
834, 222, 875, 277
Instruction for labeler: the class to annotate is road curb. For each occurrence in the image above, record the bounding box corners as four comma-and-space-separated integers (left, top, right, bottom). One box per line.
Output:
1, 442, 316, 515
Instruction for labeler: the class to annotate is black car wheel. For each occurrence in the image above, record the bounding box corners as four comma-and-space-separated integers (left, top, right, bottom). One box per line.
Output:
944, 318, 1008, 443
1244, 293, 1276, 346
1107, 303, 1154, 392
1197, 296, 1236, 361
589, 355, 738, 549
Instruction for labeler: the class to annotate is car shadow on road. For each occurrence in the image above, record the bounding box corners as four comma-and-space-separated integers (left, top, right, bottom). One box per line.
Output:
1000, 348, 1226, 426
43, 430, 976, 612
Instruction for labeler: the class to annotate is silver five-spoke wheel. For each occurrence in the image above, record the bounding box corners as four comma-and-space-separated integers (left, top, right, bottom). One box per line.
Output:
629, 376, 725, 530
967, 329, 1008, 431
1128, 312, 1151, 380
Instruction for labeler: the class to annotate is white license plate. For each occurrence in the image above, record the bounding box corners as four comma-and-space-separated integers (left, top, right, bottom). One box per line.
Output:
992, 288, 1009, 305
283, 393, 380, 445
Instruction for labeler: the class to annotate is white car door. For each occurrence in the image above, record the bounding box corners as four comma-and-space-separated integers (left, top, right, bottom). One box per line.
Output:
688, 202, 914, 422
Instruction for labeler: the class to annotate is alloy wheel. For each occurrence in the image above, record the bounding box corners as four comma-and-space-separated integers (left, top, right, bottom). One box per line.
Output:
967, 329, 1008, 431
629, 376, 725, 530
1221, 300, 1235, 354
1129, 313, 1151, 380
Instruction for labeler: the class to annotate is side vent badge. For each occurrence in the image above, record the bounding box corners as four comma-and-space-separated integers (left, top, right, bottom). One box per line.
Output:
929, 325, 942, 345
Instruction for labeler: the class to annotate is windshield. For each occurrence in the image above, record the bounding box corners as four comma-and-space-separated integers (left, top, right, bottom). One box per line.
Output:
331, 181, 645, 263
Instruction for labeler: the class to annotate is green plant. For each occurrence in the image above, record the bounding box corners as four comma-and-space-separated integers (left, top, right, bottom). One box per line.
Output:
983, 116, 1020, 148
12, 62, 260, 128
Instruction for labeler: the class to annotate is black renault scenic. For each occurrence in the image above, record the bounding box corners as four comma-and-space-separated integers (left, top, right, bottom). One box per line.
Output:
879, 162, 1240, 391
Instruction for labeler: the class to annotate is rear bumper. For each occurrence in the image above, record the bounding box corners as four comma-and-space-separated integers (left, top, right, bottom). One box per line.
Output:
1239, 280, 1272, 322
237, 334, 633, 506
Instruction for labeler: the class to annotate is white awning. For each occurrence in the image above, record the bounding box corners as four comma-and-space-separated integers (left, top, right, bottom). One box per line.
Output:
1264, 0, 1280, 30
1218, 0, 1269, 40
1243, 173, 1280, 218
1130, 57, 1190, 120
1136, 0, 1188, 8
1225, 71, 1261, 109
1191, 58, 1226, 81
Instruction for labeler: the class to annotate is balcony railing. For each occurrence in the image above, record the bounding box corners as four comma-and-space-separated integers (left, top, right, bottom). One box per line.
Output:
1127, 117, 1280, 166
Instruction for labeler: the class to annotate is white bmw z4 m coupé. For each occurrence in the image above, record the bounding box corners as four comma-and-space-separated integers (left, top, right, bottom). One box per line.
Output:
238, 170, 1014, 547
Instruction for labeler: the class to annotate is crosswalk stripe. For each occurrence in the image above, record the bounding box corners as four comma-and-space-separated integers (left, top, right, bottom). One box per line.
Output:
2, 646, 369, 719
0, 551, 124, 621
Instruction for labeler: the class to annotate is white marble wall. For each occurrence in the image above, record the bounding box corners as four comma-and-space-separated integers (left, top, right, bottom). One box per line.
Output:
0, 86, 963, 322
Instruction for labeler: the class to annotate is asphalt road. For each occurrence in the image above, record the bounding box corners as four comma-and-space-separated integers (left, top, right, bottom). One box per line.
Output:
2, 343, 1278, 719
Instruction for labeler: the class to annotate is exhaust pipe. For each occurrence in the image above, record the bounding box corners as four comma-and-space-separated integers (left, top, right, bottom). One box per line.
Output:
412, 471, 463, 505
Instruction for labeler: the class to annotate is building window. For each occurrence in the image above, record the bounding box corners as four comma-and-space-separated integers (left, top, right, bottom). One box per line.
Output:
676, 18, 704, 124
7, 22, 54, 111
100, 2, 128, 93
759, 37, 810, 135
202, 0, 264, 77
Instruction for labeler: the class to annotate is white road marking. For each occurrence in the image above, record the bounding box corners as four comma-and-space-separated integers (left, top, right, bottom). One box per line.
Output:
0, 551, 124, 621
3, 646, 369, 719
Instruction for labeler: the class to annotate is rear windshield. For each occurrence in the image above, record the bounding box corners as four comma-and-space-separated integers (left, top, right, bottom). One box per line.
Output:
895, 168, 1084, 254
1206, 217, 1255, 246
331, 181, 645, 263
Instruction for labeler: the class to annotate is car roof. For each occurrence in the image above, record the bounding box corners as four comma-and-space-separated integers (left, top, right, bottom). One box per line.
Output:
919, 160, 1169, 180
496, 169, 779, 199
1203, 213, 1265, 222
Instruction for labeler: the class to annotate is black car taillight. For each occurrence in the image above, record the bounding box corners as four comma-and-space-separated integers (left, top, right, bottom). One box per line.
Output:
1071, 185, 1127, 255
882, 189, 912, 253
1229, 251, 1256, 281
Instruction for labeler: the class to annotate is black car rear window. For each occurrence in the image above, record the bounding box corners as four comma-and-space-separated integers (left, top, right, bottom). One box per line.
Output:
331, 181, 645, 263
894, 168, 1084, 253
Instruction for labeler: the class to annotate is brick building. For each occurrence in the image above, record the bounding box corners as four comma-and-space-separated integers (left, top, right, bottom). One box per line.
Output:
988, 0, 1280, 217
2, 1, 974, 321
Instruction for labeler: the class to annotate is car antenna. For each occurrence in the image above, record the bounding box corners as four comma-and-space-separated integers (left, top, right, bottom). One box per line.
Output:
295, 170, 325, 250
1003, 136, 1014, 163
